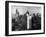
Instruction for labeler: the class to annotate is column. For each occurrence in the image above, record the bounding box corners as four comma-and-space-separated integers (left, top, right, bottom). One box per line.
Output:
27, 14, 29, 29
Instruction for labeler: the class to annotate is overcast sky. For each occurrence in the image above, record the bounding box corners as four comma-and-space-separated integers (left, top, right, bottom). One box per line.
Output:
11, 5, 41, 15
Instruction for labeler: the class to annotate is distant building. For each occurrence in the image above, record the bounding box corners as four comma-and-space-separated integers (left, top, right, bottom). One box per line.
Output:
16, 9, 19, 16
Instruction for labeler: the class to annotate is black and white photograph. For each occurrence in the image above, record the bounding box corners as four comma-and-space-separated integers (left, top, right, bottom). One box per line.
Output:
12, 6, 41, 31
5, 1, 45, 36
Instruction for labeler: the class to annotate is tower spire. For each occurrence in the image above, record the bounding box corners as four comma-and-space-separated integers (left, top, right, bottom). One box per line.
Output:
16, 9, 19, 16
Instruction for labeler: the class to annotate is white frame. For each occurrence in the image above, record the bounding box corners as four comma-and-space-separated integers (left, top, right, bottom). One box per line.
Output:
9, 2, 44, 35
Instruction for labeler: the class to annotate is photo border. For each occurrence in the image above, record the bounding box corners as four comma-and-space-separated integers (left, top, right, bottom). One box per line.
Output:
5, 1, 45, 36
